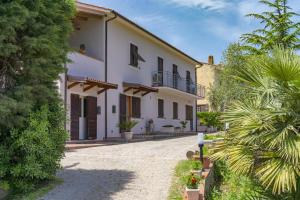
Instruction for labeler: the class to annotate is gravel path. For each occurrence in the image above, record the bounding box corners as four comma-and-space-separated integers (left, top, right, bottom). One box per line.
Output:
41, 136, 198, 200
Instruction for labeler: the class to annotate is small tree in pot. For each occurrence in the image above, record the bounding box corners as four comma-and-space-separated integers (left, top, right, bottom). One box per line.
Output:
118, 120, 138, 140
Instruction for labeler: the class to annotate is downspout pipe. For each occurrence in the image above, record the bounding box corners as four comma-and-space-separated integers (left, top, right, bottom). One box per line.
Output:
104, 12, 117, 139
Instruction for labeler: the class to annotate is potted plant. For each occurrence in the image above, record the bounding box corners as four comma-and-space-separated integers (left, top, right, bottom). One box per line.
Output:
118, 120, 138, 140
180, 121, 188, 132
191, 160, 202, 177
185, 173, 201, 200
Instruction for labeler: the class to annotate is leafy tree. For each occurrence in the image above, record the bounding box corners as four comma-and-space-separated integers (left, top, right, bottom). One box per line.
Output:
211, 47, 300, 197
0, 0, 75, 192
241, 0, 300, 54
208, 43, 249, 111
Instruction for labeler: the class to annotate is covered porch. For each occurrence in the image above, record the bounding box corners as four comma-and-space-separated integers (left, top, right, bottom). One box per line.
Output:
66, 75, 118, 140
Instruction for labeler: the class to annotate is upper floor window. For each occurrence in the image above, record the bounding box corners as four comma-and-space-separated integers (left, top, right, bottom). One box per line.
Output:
130, 43, 138, 67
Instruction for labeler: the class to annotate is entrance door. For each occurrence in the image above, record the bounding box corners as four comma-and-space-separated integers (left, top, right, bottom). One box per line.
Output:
119, 94, 127, 133
71, 94, 81, 140
186, 105, 193, 131
86, 96, 97, 140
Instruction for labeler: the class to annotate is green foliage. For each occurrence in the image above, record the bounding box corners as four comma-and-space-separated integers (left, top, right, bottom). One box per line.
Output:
180, 121, 188, 129
168, 160, 202, 200
204, 133, 224, 140
208, 43, 249, 111
191, 160, 202, 170
118, 120, 138, 132
0, 0, 75, 192
197, 112, 222, 129
0, 107, 67, 192
211, 47, 300, 197
241, 0, 300, 53
210, 161, 269, 200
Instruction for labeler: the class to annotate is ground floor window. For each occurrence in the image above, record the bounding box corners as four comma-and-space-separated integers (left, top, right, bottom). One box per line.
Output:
158, 99, 164, 118
197, 104, 209, 112
173, 102, 178, 119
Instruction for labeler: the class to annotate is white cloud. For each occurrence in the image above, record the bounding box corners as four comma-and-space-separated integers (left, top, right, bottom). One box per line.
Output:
161, 0, 230, 11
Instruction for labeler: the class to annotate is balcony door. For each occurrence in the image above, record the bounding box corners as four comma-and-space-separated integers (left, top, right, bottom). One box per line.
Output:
158, 57, 164, 85
186, 71, 191, 93
173, 64, 178, 89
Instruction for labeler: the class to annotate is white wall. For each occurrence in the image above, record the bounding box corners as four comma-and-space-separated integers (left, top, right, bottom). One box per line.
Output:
70, 16, 105, 61
67, 52, 105, 81
106, 19, 197, 137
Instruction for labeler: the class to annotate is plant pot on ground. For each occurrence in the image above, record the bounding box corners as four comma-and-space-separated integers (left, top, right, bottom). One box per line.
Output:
180, 121, 188, 132
118, 120, 138, 140
185, 173, 201, 200
191, 160, 202, 177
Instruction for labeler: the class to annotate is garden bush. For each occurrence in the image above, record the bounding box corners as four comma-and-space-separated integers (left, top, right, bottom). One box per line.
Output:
197, 112, 222, 129
0, 106, 67, 192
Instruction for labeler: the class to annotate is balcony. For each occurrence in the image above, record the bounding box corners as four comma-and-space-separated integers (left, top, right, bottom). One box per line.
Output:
152, 71, 205, 98
67, 52, 105, 81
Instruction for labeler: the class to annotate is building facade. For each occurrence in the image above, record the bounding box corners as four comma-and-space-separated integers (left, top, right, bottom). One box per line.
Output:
59, 2, 205, 140
196, 56, 220, 112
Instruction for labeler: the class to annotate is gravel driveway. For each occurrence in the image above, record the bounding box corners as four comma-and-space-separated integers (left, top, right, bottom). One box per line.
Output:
41, 136, 198, 200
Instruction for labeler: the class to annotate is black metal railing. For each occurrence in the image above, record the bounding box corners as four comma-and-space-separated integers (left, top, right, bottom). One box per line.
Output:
152, 71, 205, 98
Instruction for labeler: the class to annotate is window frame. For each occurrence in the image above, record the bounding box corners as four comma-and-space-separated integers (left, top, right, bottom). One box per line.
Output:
158, 99, 164, 118
173, 102, 178, 119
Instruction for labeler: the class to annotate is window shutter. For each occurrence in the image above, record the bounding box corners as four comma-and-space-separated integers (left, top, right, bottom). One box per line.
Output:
130, 44, 138, 67
132, 97, 141, 118
158, 57, 163, 72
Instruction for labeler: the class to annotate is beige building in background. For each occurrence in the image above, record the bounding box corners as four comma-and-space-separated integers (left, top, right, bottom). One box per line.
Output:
196, 56, 220, 112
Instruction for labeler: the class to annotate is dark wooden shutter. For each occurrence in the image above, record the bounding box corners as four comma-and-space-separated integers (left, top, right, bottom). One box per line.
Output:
130, 43, 138, 67
86, 96, 97, 139
70, 94, 81, 140
119, 94, 127, 132
132, 97, 141, 118
173, 102, 178, 119
158, 99, 164, 118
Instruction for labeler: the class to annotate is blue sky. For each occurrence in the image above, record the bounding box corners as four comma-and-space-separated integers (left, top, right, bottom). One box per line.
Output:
80, 0, 300, 63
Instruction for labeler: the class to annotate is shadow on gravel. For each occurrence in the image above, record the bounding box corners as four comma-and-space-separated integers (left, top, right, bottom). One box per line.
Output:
40, 169, 135, 200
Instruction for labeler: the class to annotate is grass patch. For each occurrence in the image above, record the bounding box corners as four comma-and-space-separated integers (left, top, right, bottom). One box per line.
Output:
204, 134, 224, 140
168, 160, 203, 200
4, 178, 62, 200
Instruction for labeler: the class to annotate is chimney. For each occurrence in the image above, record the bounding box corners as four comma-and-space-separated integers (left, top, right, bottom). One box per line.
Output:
208, 55, 214, 65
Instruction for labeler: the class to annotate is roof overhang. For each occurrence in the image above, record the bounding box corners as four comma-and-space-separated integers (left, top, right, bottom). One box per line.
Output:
123, 82, 158, 96
67, 75, 118, 94
75, 1, 203, 66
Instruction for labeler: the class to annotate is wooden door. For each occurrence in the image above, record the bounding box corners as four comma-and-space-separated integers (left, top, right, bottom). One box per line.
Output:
186, 105, 193, 131
71, 94, 81, 140
86, 96, 97, 140
119, 94, 127, 133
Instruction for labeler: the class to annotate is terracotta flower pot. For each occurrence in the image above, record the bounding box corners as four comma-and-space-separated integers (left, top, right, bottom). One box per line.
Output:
185, 187, 200, 200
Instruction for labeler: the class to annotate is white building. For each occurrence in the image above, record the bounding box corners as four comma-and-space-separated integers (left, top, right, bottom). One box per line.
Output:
59, 2, 205, 141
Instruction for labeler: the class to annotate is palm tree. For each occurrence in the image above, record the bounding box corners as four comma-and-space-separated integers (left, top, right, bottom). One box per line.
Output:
211, 47, 300, 197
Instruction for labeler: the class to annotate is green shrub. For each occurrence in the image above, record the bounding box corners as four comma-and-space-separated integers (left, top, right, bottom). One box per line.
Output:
0, 106, 67, 192
197, 112, 222, 129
